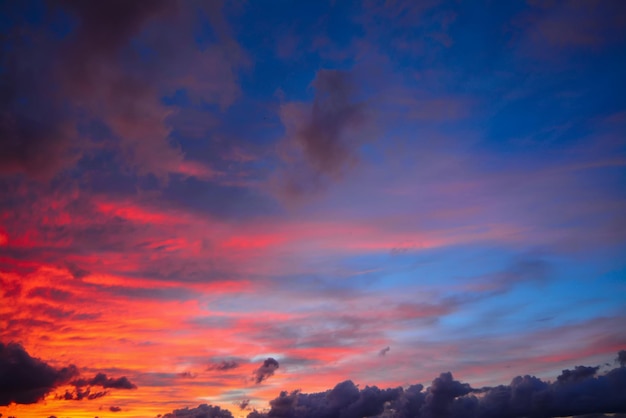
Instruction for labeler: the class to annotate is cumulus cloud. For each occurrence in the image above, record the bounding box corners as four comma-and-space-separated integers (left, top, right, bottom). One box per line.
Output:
0, 342, 137, 406
557, 365, 599, 383
0, 342, 78, 405
161, 403, 234, 418
254, 357, 280, 384
245, 353, 626, 418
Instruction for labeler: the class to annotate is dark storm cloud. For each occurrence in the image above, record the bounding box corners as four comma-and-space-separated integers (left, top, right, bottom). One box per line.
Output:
162, 403, 234, 418
72, 373, 137, 389
207, 360, 240, 372
244, 354, 626, 418
253, 358, 279, 384
0, 342, 78, 405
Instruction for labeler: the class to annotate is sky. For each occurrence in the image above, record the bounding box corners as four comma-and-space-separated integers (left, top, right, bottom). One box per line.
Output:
0, 0, 625, 417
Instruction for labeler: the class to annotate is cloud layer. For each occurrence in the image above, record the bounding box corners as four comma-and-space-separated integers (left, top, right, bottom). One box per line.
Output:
162, 353, 626, 418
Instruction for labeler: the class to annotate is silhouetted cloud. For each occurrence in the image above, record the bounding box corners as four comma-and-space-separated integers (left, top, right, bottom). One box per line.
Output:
618, 350, 626, 367
162, 403, 234, 418
245, 353, 626, 418
379, 346, 391, 356
0, 342, 78, 405
254, 358, 279, 384
109, 406, 121, 412
72, 373, 137, 389
557, 365, 599, 383
57, 388, 107, 401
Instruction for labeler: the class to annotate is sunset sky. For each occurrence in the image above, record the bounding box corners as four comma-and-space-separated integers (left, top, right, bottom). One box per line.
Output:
1, 1, 625, 417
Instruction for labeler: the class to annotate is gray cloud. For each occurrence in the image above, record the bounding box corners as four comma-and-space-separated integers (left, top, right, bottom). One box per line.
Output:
254, 358, 279, 384
207, 360, 240, 372
379, 346, 391, 357
278, 69, 370, 198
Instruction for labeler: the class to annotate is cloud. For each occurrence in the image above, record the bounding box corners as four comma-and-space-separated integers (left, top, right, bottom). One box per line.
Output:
0, 0, 244, 180
278, 69, 370, 197
379, 346, 391, 356
207, 360, 240, 372
248, 380, 402, 418
618, 350, 626, 367
161, 403, 234, 418
0, 342, 78, 405
253, 357, 279, 384
557, 365, 599, 383
109, 406, 122, 412
525, 0, 626, 49
57, 388, 108, 401
72, 372, 137, 389
0, 0, 172, 180
246, 353, 626, 418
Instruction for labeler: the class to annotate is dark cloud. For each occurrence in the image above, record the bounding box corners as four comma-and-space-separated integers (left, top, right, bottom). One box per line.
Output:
72, 372, 137, 389
249, 380, 402, 418
26, 287, 74, 302
618, 350, 626, 367
254, 358, 279, 384
379, 346, 391, 356
0, 26, 77, 179
109, 406, 121, 412
299, 69, 367, 175
557, 365, 599, 383
161, 403, 234, 418
238, 399, 250, 410
0, 342, 78, 405
0, 0, 243, 180
57, 388, 108, 401
0, 1, 171, 179
207, 360, 240, 372
66, 262, 90, 280
245, 354, 626, 418
278, 69, 370, 197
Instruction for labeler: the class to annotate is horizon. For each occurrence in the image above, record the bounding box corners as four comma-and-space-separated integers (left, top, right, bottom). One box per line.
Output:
1, 1, 625, 417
